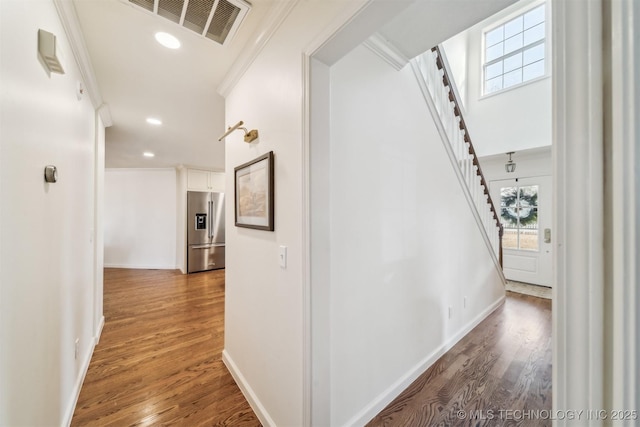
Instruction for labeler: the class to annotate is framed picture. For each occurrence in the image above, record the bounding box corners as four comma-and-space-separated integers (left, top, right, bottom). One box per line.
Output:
234, 151, 274, 231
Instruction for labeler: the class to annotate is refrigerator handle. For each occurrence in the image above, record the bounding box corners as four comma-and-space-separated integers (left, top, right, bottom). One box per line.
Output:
209, 201, 214, 239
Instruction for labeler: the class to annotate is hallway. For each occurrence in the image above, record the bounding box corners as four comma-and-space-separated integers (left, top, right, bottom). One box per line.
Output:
71, 268, 259, 426
368, 292, 552, 426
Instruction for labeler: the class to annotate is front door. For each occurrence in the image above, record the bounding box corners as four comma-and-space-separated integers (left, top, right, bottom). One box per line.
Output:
491, 176, 552, 287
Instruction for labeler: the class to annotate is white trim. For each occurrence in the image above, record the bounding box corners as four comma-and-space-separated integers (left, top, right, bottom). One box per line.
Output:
552, 0, 604, 423
105, 167, 178, 173
222, 350, 276, 427
216, 0, 300, 97
301, 2, 376, 425
343, 296, 506, 427
95, 316, 105, 344
103, 263, 178, 270
301, 52, 312, 427
606, 0, 639, 418
52, 0, 111, 124
62, 333, 100, 427
362, 33, 409, 71
410, 58, 506, 285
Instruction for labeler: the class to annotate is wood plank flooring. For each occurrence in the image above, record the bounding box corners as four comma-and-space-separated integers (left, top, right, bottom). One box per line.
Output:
71, 268, 260, 427
367, 292, 552, 427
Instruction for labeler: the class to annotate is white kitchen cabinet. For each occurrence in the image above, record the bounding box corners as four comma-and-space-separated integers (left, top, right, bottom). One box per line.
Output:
187, 169, 225, 192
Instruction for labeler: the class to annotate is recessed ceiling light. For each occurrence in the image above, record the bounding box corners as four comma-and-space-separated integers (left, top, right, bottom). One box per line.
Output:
146, 117, 162, 125
143, 152, 155, 158
154, 32, 180, 49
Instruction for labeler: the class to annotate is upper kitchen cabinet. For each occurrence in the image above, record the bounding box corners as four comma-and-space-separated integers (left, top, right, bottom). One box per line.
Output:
187, 169, 225, 192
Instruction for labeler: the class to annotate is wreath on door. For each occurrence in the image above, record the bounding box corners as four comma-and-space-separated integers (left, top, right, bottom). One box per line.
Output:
500, 187, 538, 226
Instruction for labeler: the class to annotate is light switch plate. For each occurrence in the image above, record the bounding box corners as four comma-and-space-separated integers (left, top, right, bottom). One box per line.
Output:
279, 246, 287, 268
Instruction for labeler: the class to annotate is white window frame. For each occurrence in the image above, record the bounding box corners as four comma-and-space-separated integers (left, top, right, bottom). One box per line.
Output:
480, 0, 551, 98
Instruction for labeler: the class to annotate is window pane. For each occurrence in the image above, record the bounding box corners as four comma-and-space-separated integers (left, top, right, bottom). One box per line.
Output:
523, 60, 545, 80
523, 43, 545, 65
518, 185, 538, 208
523, 22, 545, 45
524, 4, 545, 29
504, 69, 522, 88
500, 186, 519, 248
485, 76, 503, 93
486, 42, 504, 62
485, 61, 503, 79
504, 52, 522, 73
500, 187, 519, 225
504, 33, 523, 54
503, 228, 518, 249
504, 16, 523, 38
486, 26, 504, 47
519, 222, 539, 250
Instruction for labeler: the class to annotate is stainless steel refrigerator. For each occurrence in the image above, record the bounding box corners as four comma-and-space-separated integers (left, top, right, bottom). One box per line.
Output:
187, 191, 225, 273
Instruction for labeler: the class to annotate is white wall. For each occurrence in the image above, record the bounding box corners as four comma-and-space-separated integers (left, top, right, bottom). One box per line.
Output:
327, 44, 505, 426
480, 145, 551, 184
443, 0, 551, 157
0, 1, 101, 424
222, 2, 370, 426
104, 169, 177, 269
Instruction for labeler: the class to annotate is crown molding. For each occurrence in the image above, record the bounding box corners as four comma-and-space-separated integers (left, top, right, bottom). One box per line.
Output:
53, 0, 113, 127
363, 33, 408, 71
216, 0, 300, 97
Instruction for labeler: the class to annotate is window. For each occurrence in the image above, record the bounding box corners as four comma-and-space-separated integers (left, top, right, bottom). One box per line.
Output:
500, 185, 539, 250
483, 4, 546, 95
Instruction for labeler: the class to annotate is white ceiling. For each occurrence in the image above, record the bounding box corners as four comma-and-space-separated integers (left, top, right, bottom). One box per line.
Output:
74, 0, 518, 171
73, 0, 271, 170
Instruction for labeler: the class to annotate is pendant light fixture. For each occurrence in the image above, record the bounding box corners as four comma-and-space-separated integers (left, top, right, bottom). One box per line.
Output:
505, 151, 516, 173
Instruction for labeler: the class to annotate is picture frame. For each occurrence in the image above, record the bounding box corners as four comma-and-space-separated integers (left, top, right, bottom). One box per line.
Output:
234, 151, 274, 231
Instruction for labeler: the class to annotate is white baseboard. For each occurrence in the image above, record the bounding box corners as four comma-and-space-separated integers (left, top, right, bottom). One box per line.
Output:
61, 315, 104, 427
95, 315, 105, 344
103, 263, 177, 270
222, 349, 276, 427
344, 295, 506, 427
61, 336, 98, 427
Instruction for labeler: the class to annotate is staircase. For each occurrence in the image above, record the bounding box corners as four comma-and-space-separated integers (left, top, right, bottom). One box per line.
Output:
411, 45, 505, 282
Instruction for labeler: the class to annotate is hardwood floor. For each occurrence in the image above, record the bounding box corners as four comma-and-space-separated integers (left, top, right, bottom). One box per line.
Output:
367, 292, 552, 427
71, 268, 260, 427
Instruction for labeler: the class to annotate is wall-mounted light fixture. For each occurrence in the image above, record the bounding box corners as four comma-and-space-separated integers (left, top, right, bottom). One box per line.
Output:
44, 165, 58, 183
505, 151, 516, 173
38, 29, 65, 74
218, 121, 259, 143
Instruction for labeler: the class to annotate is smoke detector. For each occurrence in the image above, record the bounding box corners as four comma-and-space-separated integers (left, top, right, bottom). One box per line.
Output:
125, 0, 251, 46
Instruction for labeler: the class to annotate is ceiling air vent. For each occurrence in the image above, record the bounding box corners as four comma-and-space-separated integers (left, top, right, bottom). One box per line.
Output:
125, 0, 251, 46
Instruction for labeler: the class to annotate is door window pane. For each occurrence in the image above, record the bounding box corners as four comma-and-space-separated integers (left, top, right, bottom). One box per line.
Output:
500, 185, 539, 250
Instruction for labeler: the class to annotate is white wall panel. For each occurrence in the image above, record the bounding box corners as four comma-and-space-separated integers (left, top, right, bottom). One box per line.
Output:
104, 169, 176, 269
0, 1, 99, 424
328, 44, 505, 426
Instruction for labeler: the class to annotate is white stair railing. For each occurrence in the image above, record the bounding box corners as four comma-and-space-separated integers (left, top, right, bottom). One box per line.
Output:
411, 46, 505, 281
